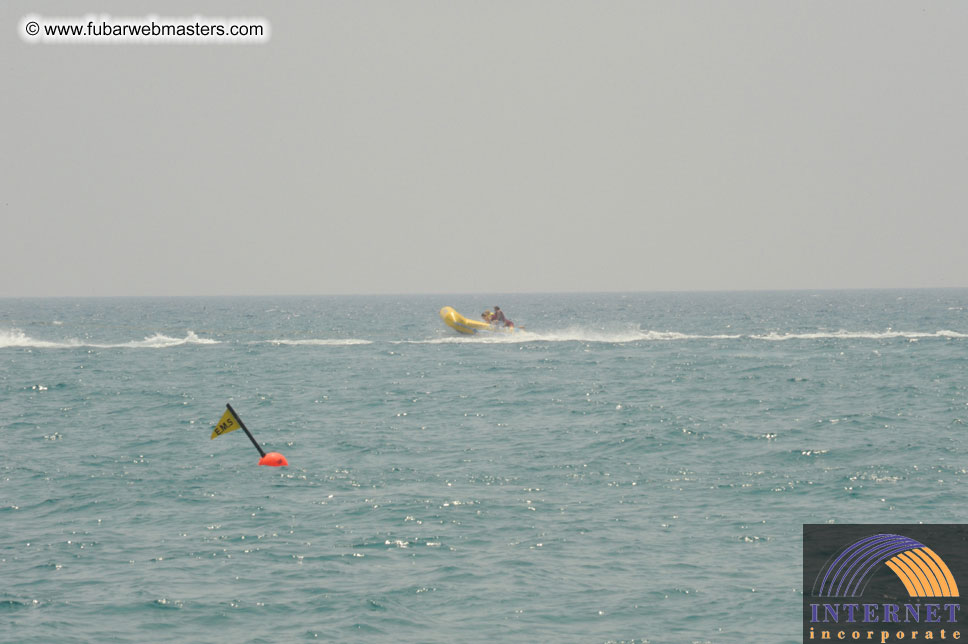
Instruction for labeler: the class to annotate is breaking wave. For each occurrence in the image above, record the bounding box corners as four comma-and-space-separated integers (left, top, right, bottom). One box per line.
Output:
3, 327, 965, 349
407, 327, 742, 344
0, 329, 219, 349
263, 339, 373, 346
750, 330, 968, 341
411, 327, 968, 344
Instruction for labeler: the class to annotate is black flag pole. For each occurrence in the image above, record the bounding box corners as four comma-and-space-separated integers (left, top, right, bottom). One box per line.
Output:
226, 403, 266, 458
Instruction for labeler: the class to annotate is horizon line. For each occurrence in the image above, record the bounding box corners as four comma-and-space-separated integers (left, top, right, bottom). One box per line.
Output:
2, 285, 967, 299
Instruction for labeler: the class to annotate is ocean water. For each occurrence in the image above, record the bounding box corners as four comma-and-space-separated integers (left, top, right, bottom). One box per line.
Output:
2, 290, 967, 643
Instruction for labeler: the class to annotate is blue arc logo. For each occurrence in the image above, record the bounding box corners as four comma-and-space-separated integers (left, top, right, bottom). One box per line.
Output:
814, 533, 960, 598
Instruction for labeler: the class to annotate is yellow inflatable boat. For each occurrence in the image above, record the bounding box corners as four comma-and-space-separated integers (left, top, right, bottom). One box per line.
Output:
439, 306, 516, 335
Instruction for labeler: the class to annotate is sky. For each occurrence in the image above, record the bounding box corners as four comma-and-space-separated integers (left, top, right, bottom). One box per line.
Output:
3, 1, 967, 297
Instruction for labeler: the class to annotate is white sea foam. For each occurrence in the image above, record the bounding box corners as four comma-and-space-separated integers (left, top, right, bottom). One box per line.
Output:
3, 326, 965, 349
411, 327, 968, 344
116, 332, 220, 348
407, 327, 742, 345
750, 330, 968, 341
524, 328, 741, 343
264, 339, 372, 346
0, 328, 77, 348
0, 328, 219, 349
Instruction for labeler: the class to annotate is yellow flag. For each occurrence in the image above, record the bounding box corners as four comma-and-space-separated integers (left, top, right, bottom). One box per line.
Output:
211, 406, 241, 439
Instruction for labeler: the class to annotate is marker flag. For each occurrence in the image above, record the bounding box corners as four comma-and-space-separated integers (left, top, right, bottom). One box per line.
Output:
212, 406, 241, 439
209, 403, 287, 466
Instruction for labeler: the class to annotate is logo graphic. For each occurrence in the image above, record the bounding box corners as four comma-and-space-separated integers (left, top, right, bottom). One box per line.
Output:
814, 533, 959, 599
803, 525, 968, 644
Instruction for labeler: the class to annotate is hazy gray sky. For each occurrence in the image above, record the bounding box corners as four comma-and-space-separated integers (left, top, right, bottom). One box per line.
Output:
3, 2, 967, 296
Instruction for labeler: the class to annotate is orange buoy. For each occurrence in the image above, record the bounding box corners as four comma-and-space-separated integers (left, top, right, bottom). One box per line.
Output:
212, 404, 289, 467
258, 452, 288, 467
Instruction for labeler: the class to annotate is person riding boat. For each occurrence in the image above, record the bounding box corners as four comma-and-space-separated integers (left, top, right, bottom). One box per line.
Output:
492, 306, 514, 328
481, 311, 494, 323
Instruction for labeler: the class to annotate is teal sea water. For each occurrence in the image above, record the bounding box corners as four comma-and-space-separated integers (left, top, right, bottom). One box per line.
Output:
3, 290, 968, 643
